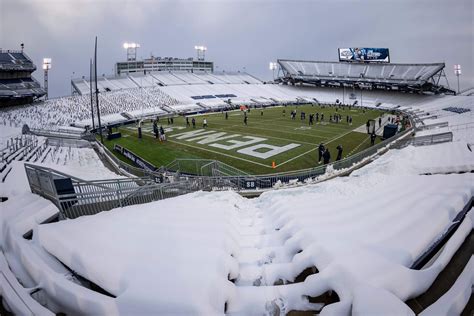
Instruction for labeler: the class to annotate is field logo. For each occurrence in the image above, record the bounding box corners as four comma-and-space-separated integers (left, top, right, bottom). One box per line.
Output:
238, 143, 300, 159
170, 129, 300, 159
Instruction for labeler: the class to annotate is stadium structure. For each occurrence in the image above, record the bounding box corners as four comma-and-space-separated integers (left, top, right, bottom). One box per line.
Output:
277, 59, 455, 94
0, 44, 473, 315
0, 49, 46, 107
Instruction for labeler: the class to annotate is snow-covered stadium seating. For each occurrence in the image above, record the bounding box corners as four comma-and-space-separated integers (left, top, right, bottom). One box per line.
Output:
279, 60, 444, 85
0, 79, 473, 314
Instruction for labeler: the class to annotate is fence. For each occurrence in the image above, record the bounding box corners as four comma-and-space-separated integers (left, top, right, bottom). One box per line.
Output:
23, 107, 422, 218
397, 131, 453, 147
165, 159, 250, 177
27, 127, 95, 141
24, 163, 199, 219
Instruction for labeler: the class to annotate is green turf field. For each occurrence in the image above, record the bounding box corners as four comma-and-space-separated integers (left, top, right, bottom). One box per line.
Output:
103, 104, 386, 174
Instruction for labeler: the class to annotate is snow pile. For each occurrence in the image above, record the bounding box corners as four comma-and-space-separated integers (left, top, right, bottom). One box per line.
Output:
420, 257, 474, 316
412, 95, 473, 142
352, 141, 474, 176
34, 160, 474, 314
37, 191, 243, 314
34, 146, 120, 180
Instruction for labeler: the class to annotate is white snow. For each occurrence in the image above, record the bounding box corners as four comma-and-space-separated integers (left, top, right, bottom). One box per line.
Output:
420, 257, 474, 316
37, 191, 242, 314
33, 146, 121, 180
1, 88, 473, 315
33, 145, 474, 314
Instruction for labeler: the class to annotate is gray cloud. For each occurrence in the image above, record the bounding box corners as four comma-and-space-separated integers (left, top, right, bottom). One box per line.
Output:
1, 0, 472, 97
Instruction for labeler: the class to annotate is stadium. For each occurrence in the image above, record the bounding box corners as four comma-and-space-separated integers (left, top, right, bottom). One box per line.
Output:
1, 0, 474, 315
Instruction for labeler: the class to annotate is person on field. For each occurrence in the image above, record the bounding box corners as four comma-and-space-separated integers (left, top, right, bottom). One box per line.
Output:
370, 132, 376, 146
336, 145, 343, 161
379, 117, 382, 127
159, 126, 166, 141
323, 148, 331, 164
225, 112, 228, 120
318, 143, 325, 164
244, 115, 248, 126
186, 117, 190, 127
203, 118, 208, 128
192, 117, 196, 128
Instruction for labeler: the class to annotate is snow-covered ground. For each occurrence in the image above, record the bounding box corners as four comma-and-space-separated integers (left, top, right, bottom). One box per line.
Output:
9, 139, 470, 315
0, 124, 22, 149
35, 146, 121, 180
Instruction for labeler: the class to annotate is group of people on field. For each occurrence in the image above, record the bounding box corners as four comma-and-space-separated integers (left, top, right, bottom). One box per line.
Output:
152, 119, 166, 141
317, 143, 343, 165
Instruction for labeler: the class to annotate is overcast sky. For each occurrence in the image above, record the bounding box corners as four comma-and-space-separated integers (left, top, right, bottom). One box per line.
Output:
2, 0, 473, 98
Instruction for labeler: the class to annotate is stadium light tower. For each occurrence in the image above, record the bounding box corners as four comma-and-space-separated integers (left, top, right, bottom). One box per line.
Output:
269, 62, 278, 80
123, 42, 140, 61
194, 45, 207, 61
454, 64, 461, 94
42, 58, 52, 100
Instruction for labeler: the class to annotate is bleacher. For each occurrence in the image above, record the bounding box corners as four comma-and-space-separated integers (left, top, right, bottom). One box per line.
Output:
0, 50, 45, 106
71, 71, 263, 95
278, 59, 454, 94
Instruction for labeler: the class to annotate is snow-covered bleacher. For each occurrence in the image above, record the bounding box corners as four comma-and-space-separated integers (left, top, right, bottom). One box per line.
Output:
0, 85, 179, 129
71, 71, 263, 95
1, 77, 473, 314
279, 60, 444, 84
1, 129, 473, 314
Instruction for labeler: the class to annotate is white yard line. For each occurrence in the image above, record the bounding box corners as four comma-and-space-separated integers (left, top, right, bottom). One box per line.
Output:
276, 126, 357, 168
276, 147, 318, 167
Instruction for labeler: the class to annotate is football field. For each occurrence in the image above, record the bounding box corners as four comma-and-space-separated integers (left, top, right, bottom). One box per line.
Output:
103, 104, 386, 174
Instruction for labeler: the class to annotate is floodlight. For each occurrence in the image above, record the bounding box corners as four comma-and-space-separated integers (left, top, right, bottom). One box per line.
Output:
269, 62, 277, 70
194, 45, 207, 61
42, 58, 52, 70
123, 42, 140, 49
454, 64, 461, 75
454, 64, 462, 94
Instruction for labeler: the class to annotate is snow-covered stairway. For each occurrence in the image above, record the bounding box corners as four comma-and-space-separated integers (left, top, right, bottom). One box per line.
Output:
228, 199, 333, 315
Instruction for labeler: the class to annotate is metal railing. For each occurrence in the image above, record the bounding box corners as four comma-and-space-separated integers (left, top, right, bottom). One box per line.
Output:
23, 108, 419, 218
165, 158, 249, 177
397, 131, 453, 147
24, 163, 200, 218
94, 122, 415, 191
416, 121, 449, 131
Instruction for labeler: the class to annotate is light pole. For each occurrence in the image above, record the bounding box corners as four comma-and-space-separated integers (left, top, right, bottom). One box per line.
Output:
194, 45, 207, 61
342, 84, 345, 105
269, 62, 278, 80
123, 42, 140, 61
454, 64, 461, 94
123, 42, 140, 76
42, 58, 51, 100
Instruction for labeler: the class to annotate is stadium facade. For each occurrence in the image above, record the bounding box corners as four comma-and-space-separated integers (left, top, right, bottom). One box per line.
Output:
115, 56, 214, 76
277, 59, 455, 95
